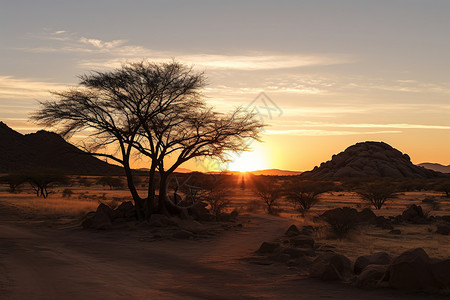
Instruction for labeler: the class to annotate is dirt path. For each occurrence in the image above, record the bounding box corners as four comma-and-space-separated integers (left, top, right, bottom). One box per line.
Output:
0, 203, 441, 299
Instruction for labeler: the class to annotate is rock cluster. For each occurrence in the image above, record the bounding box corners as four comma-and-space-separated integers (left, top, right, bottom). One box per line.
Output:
301, 141, 443, 178
82, 202, 137, 230
253, 225, 450, 294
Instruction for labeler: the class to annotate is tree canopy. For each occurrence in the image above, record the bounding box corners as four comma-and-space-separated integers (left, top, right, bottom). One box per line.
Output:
31, 60, 264, 218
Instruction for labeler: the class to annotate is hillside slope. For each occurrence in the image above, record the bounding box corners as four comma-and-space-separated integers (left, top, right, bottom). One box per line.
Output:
0, 122, 123, 175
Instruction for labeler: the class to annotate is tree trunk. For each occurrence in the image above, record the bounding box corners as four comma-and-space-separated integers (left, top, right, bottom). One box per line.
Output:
144, 160, 158, 218
123, 162, 145, 220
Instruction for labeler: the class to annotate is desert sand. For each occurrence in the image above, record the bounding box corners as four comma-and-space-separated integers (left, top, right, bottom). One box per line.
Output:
0, 186, 447, 299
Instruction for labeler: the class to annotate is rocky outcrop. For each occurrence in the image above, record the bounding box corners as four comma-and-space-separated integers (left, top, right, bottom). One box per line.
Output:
301, 141, 444, 179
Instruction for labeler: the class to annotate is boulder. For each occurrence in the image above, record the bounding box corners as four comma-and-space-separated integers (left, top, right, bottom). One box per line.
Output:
358, 208, 377, 224
82, 204, 113, 230
431, 259, 450, 289
354, 252, 391, 274
389, 229, 401, 235
91, 210, 113, 230
257, 242, 280, 254
402, 204, 426, 224
388, 248, 437, 292
285, 224, 301, 237
356, 265, 388, 288
114, 201, 136, 219
309, 252, 353, 281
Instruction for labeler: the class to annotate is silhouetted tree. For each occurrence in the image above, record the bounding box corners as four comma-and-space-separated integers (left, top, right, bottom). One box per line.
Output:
285, 180, 334, 213
25, 171, 69, 198
357, 181, 399, 210
0, 173, 27, 193
96, 176, 124, 190
31, 61, 264, 219
251, 176, 282, 214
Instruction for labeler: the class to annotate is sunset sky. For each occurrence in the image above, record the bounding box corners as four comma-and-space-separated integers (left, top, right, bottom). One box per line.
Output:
1, 1, 450, 172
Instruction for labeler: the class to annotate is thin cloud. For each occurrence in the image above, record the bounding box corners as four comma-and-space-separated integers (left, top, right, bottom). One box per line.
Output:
0, 76, 66, 99
266, 129, 401, 136
299, 122, 450, 130
22, 30, 352, 71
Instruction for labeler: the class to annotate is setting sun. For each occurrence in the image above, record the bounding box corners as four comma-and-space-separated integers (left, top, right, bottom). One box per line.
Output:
228, 149, 268, 172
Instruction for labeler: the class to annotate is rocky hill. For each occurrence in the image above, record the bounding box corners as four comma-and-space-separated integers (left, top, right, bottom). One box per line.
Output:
301, 141, 444, 179
0, 121, 123, 175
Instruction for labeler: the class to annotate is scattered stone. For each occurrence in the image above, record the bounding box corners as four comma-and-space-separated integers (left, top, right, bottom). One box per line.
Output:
356, 265, 388, 288
402, 204, 427, 224
257, 242, 280, 254
354, 252, 391, 274
285, 224, 301, 237
309, 252, 353, 281
114, 201, 136, 219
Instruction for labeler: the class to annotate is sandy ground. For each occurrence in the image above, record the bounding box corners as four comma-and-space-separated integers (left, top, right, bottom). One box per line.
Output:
0, 199, 445, 299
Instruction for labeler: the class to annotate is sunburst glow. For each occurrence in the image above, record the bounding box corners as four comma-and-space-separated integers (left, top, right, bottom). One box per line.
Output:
228, 149, 268, 172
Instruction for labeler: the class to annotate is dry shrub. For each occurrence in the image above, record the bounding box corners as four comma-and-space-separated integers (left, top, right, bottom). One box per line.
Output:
321, 207, 360, 238
250, 175, 283, 214
285, 179, 334, 214
357, 182, 399, 210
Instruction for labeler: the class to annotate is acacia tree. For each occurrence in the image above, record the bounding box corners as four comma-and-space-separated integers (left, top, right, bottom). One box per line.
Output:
251, 176, 283, 214
25, 171, 68, 198
357, 181, 399, 210
31, 61, 264, 218
285, 179, 334, 214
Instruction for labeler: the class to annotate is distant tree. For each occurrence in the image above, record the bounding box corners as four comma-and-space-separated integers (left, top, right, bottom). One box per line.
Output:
432, 178, 450, 198
96, 176, 124, 190
25, 171, 69, 198
0, 173, 27, 193
240, 176, 246, 190
251, 176, 283, 214
77, 177, 92, 187
62, 188, 74, 198
195, 174, 231, 217
285, 180, 334, 213
31, 61, 264, 219
357, 181, 399, 210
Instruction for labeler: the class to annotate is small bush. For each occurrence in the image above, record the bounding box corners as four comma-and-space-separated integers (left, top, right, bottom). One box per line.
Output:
62, 188, 74, 198
321, 207, 360, 238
